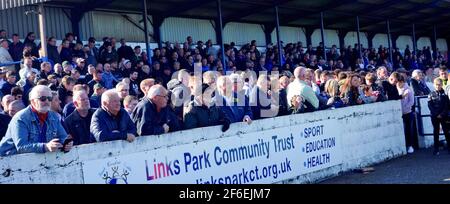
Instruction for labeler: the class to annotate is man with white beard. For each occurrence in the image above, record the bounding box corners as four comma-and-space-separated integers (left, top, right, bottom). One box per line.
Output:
0, 85, 73, 156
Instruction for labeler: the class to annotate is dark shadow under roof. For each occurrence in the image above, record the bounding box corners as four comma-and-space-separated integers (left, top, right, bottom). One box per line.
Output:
2, 0, 450, 38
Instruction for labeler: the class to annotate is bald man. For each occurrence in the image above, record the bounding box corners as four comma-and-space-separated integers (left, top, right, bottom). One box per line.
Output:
286, 67, 319, 110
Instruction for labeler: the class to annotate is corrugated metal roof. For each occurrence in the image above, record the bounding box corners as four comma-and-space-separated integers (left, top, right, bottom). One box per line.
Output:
1, 0, 50, 10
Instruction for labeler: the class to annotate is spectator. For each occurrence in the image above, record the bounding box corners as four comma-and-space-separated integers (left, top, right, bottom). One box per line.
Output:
250, 74, 277, 119
167, 69, 191, 122
1, 95, 15, 114
23, 32, 39, 58
0, 71, 17, 96
0, 39, 15, 72
62, 84, 99, 118
0, 111, 11, 140
116, 82, 129, 105
340, 74, 365, 106
47, 37, 61, 64
278, 76, 290, 116
123, 95, 138, 116
132, 85, 180, 136
0, 85, 72, 156
365, 72, 386, 102
286, 67, 319, 110
215, 75, 253, 124
129, 70, 140, 96
324, 79, 345, 109
64, 90, 96, 146
102, 63, 118, 89
184, 83, 231, 131
22, 71, 36, 106
411, 69, 431, 96
393, 72, 415, 154
18, 57, 40, 87
139, 78, 155, 100
39, 62, 52, 80
75, 58, 88, 80
100, 41, 118, 64
11, 87, 23, 101
57, 76, 76, 108
377, 66, 400, 101
9, 34, 24, 67
90, 89, 136, 142
87, 37, 99, 66
59, 39, 73, 63
8, 100, 25, 118
87, 69, 105, 96
91, 83, 105, 107
428, 78, 450, 155
118, 39, 134, 62
438, 66, 448, 87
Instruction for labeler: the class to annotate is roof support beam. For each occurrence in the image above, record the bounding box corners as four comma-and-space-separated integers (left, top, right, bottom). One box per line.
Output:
223, 0, 294, 24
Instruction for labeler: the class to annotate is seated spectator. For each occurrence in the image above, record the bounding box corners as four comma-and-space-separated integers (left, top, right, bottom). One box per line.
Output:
428, 78, 450, 155
184, 84, 230, 131
214, 75, 253, 124
0, 85, 72, 156
18, 57, 40, 87
39, 62, 52, 80
50, 91, 63, 120
90, 83, 105, 108
90, 89, 136, 142
0, 71, 16, 96
123, 95, 138, 116
7, 100, 25, 118
64, 90, 96, 146
22, 71, 36, 106
286, 67, 319, 110
0, 111, 11, 140
131, 85, 181, 136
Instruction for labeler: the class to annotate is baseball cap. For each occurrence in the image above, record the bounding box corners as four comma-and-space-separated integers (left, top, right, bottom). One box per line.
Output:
94, 83, 104, 90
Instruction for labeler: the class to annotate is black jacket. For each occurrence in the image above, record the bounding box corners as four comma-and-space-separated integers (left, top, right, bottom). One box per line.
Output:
428, 90, 449, 118
47, 44, 61, 64
0, 113, 12, 140
183, 99, 231, 131
379, 80, 401, 101
64, 109, 96, 146
131, 98, 181, 136
411, 78, 431, 97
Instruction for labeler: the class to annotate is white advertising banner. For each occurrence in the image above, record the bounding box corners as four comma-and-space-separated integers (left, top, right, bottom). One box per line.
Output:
82, 120, 343, 184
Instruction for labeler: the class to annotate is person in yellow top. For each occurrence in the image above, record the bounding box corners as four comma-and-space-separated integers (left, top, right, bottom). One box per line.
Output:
438, 66, 448, 87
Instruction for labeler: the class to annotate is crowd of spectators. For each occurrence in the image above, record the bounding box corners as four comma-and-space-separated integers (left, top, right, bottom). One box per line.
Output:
0, 28, 449, 156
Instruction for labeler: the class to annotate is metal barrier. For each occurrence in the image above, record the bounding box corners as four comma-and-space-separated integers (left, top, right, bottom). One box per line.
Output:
0, 57, 48, 68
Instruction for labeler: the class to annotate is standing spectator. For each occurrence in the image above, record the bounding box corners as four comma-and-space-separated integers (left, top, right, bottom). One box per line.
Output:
394, 73, 415, 154
100, 41, 118, 64
278, 76, 290, 116
365, 72, 386, 102
47, 37, 61, 64
0, 85, 72, 156
123, 95, 138, 116
90, 90, 136, 142
59, 40, 73, 63
139, 78, 155, 100
131, 85, 180, 136
23, 32, 39, 58
377, 66, 400, 101
250, 74, 276, 120
438, 66, 448, 87
102, 63, 118, 89
286, 67, 319, 110
428, 78, 450, 155
64, 90, 96, 146
87, 37, 99, 66
117, 39, 134, 62
215, 75, 253, 124
0, 39, 14, 72
183, 84, 231, 131
9, 34, 24, 70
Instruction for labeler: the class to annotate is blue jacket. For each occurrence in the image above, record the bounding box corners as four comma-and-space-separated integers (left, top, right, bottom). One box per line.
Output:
131, 98, 181, 136
90, 107, 136, 142
0, 106, 68, 156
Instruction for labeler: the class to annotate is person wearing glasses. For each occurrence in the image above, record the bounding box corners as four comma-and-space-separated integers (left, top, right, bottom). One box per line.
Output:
0, 85, 72, 156
132, 84, 180, 136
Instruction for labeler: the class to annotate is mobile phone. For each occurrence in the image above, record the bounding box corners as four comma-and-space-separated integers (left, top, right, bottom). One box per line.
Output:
60, 138, 74, 153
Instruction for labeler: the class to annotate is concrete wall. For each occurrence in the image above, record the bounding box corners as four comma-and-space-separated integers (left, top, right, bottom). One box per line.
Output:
0, 100, 405, 184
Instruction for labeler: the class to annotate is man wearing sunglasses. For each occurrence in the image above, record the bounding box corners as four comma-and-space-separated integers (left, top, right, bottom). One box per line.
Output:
0, 85, 72, 156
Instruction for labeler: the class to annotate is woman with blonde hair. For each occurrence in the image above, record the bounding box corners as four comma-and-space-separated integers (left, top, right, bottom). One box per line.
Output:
324, 79, 345, 109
